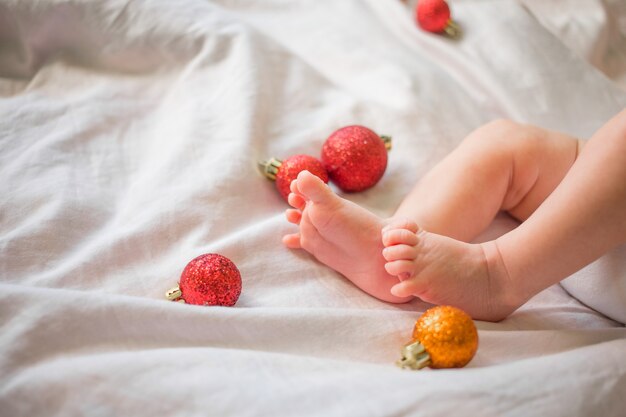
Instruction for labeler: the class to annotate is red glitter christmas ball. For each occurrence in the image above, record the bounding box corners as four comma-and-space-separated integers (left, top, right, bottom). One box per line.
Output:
416, 0, 451, 33
272, 154, 329, 201
179, 253, 242, 306
321, 125, 389, 192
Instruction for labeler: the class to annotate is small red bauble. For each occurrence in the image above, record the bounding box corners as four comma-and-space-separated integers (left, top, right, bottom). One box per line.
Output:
321, 125, 391, 192
260, 154, 329, 201
166, 253, 242, 306
416, 0, 450, 32
416, 0, 460, 37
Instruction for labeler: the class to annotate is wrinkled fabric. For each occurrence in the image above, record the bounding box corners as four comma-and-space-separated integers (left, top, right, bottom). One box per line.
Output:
1, 1, 625, 416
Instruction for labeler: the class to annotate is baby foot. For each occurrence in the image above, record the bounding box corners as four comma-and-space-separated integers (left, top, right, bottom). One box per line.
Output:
282, 171, 412, 303
381, 219, 520, 321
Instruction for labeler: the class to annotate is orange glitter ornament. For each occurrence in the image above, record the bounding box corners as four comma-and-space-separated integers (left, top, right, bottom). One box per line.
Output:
396, 305, 478, 370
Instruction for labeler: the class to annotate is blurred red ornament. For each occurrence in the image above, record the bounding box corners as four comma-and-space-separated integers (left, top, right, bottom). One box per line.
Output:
259, 154, 329, 201
416, 0, 461, 37
166, 253, 242, 306
321, 125, 391, 192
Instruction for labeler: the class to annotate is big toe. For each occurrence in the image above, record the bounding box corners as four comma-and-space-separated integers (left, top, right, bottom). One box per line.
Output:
296, 170, 335, 204
382, 218, 419, 234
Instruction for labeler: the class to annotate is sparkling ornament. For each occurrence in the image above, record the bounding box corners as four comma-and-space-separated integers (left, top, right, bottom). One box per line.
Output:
321, 125, 391, 192
259, 154, 329, 201
396, 305, 478, 370
166, 253, 242, 306
416, 0, 461, 38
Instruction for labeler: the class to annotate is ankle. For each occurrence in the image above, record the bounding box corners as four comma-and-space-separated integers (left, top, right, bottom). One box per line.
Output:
480, 240, 524, 317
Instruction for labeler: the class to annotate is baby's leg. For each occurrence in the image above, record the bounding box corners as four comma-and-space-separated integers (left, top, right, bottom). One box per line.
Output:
383, 120, 584, 320
395, 120, 583, 242
387, 111, 626, 319
283, 119, 584, 319
495, 110, 626, 303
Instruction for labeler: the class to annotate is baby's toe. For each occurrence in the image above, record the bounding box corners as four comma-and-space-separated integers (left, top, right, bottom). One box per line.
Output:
382, 244, 417, 262
382, 218, 419, 234
384, 260, 415, 277
285, 209, 301, 225
288, 192, 306, 210
282, 233, 302, 249
296, 170, 336, 205
382, 229, 419, 247
391, 280, 421, 298
290, 179, 299, 194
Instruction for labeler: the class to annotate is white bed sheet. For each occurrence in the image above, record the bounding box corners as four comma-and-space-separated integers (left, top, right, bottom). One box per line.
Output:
1, 0, 625, 416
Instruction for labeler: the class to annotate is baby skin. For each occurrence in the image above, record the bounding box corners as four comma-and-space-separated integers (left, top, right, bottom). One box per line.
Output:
283, 110, 626, 321
283, 172, 508, 317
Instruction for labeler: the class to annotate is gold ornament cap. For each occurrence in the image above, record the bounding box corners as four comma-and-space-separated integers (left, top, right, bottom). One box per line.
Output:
258, 158, 283, 181
380, 135, 392, 151
165, 285, 186, 303
397, 305, 478, 370
443, 19, 462, 38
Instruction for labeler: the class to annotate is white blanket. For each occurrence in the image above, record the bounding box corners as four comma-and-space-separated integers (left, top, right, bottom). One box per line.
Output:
1, 1, 625, 416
